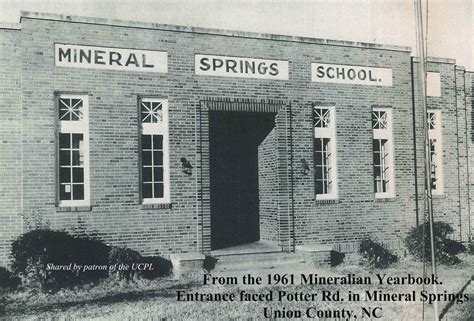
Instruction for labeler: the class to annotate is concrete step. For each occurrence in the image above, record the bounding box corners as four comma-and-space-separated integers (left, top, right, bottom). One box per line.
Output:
213, 251, 305, 271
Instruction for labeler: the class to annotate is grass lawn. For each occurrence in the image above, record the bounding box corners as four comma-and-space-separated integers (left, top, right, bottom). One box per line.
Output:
1, 254, 472, 320
441, 281, 474, 320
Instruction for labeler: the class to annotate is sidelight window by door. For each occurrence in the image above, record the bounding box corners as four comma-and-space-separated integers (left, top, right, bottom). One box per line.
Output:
313, 106, 338, 200
56, 95, 90, 206
372, 108, 395, 198
139, 98, 170, 204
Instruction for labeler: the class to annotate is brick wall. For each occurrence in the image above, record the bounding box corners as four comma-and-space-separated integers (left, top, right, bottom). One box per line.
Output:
292, 51, 416, 250
1, 13, 472, 264
18, 16, 415, 256
467, 71, 474, 240
412, 60, 471, 242
258, 120, 278, 242
0, 26, 23, 266
20, 18, 202, 257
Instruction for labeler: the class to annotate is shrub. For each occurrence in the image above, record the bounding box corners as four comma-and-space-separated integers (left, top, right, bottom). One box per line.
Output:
108, 248, 172, 281
11, 229, 110, 289
108, 247, 142, 281
405, 222, 466, 265
0, 266, 21, 292
468, 240, 474, 255
140, 256, 172, 279
359, 238, 398, 268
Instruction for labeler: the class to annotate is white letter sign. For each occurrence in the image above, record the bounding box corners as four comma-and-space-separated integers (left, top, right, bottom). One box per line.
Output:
55, 44, 168, 73
312, 63, 392, 87
195, 54, 289, 80
427, 72, 441, 97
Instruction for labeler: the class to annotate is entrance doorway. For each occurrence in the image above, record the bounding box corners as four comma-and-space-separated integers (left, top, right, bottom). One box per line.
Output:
209, 111, 275, 250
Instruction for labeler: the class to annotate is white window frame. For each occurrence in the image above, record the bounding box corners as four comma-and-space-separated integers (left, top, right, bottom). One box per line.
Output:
372, 107, 395, 199
428, 109, 444, 195
139, 98, 170, 204
313, 105, 338, 200
56, 94, 90, 207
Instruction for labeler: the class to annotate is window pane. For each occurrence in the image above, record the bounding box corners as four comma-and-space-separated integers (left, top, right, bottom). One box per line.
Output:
142, 183, 152, 198
72, 99, 82, 107
142, 167, 152, 182
313, 107, 330, 128
373, 140, 380, 152
142, 151, 152, 165
60, 167, 71, 183
314, 138, 322, 151
153, 135, 163, 150
70, 111, 80, 121
71, 134, 83, 149
72, 168, 84, 183
59, 98, 71, 121
431, 164, 437, 190
141, 102, 162, 123
153, 151, 163, 165
60, 150, 71, 165
59, 98, 83, 121
315, 181, 323, 194
142, 135, 151, 150
60, 184, 71, 200
372, 111, 387, 129
374, 165, 381, 177
59, 134, 70, 148
154, 167, 164, 181
72, 150, 83, 166
428, 112, 436, 130
373, 138, 390, 193
314, 137, 331, 195
323, 138, 330, 154
151, 102, 163, 122
72, 184, 84, 200
154, 183, 164, 198
430, 139, 437, 189
315, 167, 323, 180
59, 108, 69, 121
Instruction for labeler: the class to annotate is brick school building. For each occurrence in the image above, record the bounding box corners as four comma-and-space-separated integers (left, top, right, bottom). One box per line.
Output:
0, 12, 472, 266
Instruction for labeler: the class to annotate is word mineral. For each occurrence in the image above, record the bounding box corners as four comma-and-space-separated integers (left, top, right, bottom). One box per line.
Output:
55, 44, 168, 73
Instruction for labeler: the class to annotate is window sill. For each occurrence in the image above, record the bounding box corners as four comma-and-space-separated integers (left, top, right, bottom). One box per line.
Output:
56, 205, 92, 212
140, 203, 172, 210
432, 194, 445, 199
374, 197, 396, 202
314, 199, 340, 204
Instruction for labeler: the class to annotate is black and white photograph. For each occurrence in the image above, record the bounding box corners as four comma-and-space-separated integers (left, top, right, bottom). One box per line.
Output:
0, 0, 473, 320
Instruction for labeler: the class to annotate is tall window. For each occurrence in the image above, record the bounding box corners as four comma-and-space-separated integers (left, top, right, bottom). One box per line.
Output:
140, 98, 170, 204
57, 95, 90, 206
313, 106, 338, 200
372, 108, 395, 198
428, 110, 443, 195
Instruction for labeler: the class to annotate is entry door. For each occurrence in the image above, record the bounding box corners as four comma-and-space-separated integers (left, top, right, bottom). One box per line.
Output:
209, 111, 263, 250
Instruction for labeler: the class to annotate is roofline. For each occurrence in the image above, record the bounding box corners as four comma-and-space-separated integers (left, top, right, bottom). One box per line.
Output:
19, 11, 412, 53
411, 56, 457, 64
0, 22, 21, 30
